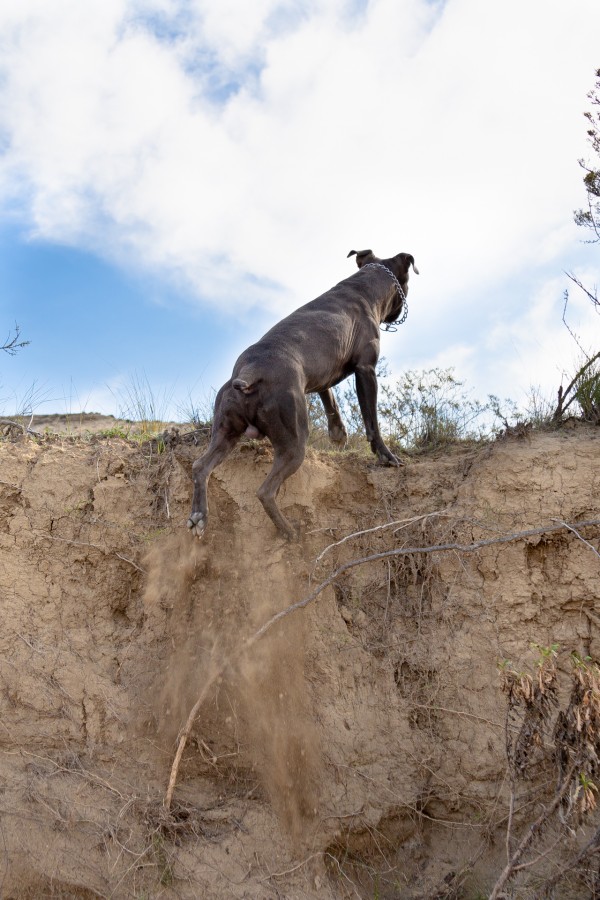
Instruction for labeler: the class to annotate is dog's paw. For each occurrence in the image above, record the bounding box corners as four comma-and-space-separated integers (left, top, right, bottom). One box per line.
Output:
328, 424, 348, 447
277, 518, 300, 542
377, 449, 405, 467
187, 511, 207, 538
283, 525, 300, 542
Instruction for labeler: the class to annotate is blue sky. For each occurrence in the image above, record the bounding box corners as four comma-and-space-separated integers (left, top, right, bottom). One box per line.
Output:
0, 221, 273, 415
1, 0, 599, 421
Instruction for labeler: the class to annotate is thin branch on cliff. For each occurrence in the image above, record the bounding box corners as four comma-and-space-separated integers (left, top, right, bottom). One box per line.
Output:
313, 509, 450, 567
164, 517, 600, 811
537, 825, 600, 895
253, 517, 600, 641
0, 415, 42, 437
554, 517, 600, 559
32, 531, 147, 574
488, 763, 578, 900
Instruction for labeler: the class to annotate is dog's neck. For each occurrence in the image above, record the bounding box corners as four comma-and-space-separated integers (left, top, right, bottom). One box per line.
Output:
361, 262, 408, 330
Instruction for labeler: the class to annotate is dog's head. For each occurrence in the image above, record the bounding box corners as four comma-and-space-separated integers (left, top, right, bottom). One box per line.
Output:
348, 249, 419, 326
347, 249, 419, 279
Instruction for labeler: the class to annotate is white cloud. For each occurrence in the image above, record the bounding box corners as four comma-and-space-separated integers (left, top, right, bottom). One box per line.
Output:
0, 0, 599, 406
398, 270, 600, 413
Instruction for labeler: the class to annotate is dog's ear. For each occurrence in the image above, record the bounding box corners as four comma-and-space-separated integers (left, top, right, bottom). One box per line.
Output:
347, 249, 376, 268
394, 252, 419, 275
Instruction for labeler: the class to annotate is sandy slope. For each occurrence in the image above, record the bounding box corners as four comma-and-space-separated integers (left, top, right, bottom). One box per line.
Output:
0, 423, 599, 898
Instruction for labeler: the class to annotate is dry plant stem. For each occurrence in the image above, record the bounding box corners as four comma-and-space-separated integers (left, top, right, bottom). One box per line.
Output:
263, 852, 323, 879
255, 518, 600, 640
165, 517, 600, 809
506, 785, 515, 862
0, 417, 42, 437
313, 509, 448, 567
566, 271, 599, 310
539, 825, 600, 894
488, 762, 577, 900
32, 531, 147, 574
555, 517, 600, 559
164, 671, 225, 810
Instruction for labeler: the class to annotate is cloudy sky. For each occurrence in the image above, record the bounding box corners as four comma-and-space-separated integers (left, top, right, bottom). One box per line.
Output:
1, 0, 599, 423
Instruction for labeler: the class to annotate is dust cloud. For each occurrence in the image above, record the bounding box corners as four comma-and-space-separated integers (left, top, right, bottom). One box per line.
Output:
142, 528, 321, 841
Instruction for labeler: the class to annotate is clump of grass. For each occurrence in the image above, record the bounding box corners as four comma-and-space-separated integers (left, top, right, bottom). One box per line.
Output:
96, 424, 132, 440
111, 372, 175, 437
177, 388, 215, 430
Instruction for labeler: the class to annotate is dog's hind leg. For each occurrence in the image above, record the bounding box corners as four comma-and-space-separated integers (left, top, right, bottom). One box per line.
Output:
256, 445, 306, 539
188, 428, 240, 537
188, 385, 244, 537
256, 396, 309, 540
318, 389, 348, 447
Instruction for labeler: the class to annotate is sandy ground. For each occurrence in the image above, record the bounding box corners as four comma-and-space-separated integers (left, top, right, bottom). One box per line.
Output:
0, 420, 599, 897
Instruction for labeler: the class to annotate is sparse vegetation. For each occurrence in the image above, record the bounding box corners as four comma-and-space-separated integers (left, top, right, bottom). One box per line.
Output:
575, 67, 600, 244
552, 67, 600, 425
489, 644, 600, 898
377, 366, 490, 450
111, 371, 176, 437
1, 409, 599, 896
177, 387, 215, 431
307, 365, 519, 455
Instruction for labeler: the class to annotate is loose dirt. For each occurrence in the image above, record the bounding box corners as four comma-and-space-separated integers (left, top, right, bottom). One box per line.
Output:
0, 422, 599, 898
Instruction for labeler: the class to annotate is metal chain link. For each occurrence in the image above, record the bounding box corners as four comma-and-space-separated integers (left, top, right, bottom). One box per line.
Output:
362, 262, 408, 331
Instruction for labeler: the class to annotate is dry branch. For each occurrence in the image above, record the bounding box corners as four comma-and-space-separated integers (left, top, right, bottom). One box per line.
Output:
313, 509, 449, 567
164, 517, 600, 810
1, 415, 42, 437
488, 762, 578, 900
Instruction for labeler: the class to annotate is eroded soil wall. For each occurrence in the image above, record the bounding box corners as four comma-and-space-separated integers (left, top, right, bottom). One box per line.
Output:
0, 426, 599, 897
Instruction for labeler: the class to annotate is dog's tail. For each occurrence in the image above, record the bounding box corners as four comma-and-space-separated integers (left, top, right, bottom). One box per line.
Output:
233, 378, 254, 393
233, 367, 260, 394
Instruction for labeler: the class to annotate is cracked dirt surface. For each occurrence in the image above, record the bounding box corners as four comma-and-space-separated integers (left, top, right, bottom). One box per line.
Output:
0, 424, 599, 897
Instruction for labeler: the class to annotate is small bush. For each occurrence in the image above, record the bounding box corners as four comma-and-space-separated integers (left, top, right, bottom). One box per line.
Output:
378, 368, 489, 450
306, 366, 494, 454
574, 356, 600, 423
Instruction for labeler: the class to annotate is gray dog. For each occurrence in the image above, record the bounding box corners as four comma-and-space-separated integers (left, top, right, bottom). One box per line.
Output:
188, 248, 418, 540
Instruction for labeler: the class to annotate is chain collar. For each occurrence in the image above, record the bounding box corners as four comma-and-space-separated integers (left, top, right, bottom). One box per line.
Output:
362, 262, 408, 332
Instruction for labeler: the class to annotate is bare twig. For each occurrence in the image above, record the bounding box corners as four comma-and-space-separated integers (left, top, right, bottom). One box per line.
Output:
0, 418, 42, 437
164, 673, 224, 809
488, 762, 578, 899
408, 704, 504, 729
566, 271, 599, 311
254, 518, 600, 641
263, 852, 323, 880
538, 825, 600, 894
32, 531, 147, 574
313, 509, 448, 567
506, 785, 515, 863
553, 517, 600, 559
1, 324, 29, 356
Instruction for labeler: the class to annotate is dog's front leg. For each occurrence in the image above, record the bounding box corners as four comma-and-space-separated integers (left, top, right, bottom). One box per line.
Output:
318, 389, 348, 447
354, 365, 402, 466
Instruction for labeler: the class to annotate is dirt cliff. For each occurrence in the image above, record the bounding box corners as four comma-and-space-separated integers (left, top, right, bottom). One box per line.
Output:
0, 424, 599, 898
